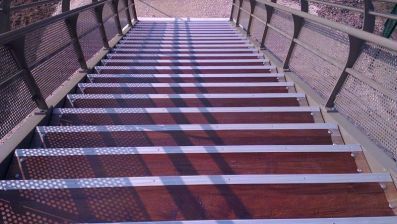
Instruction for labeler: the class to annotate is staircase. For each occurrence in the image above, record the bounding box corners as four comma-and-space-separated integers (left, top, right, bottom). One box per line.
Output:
2, 19, 396, 223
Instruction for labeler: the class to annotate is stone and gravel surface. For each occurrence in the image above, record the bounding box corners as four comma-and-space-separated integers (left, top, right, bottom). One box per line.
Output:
134, 0, 232, 18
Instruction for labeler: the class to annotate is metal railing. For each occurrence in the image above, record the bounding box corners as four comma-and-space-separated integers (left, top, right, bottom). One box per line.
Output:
231, 0, 397, 161
0, 0, 137, 143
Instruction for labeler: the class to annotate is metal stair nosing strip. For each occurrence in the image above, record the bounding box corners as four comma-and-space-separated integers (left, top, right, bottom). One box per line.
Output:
111, 49, 258, 53
100, 59, 268, 64
106, 53, 264, 58
115, 44, 256, 48
94, 66, 274, 72
15, 144, 362, 157
52, 106, 320, 115
78, 217, 397, 224
77, 82, 293, 89
36, 123, 339, 134
66, 93, 304, 100
0, 173, 392, 190
86, 73, 285, 79
122, 37, 247, 40
118, 40, 251, 44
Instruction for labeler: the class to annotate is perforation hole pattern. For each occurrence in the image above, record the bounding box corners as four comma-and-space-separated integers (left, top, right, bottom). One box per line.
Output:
30, 45, 80, 99
263, 9, 293, 62
289, 44, 342, 100
335, 76, 397, 160
0, 45, 36, 142
76, 9, 104, 61
103, 3, 119, 43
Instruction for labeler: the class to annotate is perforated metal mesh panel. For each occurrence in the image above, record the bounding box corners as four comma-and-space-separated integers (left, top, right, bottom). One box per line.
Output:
24, 20, 71, 68
353, 43, 397, 94
232, 2, 239, 21
289, 21, 346, 99
77, 9, 104, 60
264, 10, 292, 61
0, 47, 36, 141
250, 4, 267, 44
103, 2, 119, 43
335, 44, 397, 160
239, 0, 251, 29
31, 45, 80, 98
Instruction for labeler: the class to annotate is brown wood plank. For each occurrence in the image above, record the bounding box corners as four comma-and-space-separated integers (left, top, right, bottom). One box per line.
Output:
54, 112, 315, 126
107, 55, 262, 60
80, 86, 289, 94
90, 77, 280, 83
41, 129, 332, 148
68, 98, 300, 108
96, 68, 272, 74
0, 183, 392, 222
101, 61, 265, 66
19, 153, 358, 179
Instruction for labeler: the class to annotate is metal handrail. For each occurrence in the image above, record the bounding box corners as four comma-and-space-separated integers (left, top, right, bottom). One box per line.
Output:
231, 0, 397, 105
0, 0, 112, 45
256, 0, 397, 52
0, 0, 137, 113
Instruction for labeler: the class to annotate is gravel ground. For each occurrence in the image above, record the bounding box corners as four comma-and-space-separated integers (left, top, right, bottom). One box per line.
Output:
135, 0, 232, 18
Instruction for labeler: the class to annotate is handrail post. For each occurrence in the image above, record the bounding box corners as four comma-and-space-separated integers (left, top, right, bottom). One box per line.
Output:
282, 0, 307, 70
260, 0, 277, 49
130, 0, 138, 21
94, 4, 110, 49
247, 0, 257, 36
65, 15, 88, 71
235, 0, 243, 27
230, 0, 236, 21
6, 37, 49, 111
111, 0, 124, 35
123, 0, 133, 26
325, 0, 375, 110
0, 0, 11, 33
62, 0, 88, 71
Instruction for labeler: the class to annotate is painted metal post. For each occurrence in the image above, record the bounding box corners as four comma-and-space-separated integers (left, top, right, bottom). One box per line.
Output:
111, 0, 123, 35
282, 0, 307, 70
6, 37, 48, 111
230, 0, 236, 21
325, 0, 375, 109
123, 0, 133, 26
246, 0, 257, 36
0, 0, 11, 33
62, 0, 88, 71
130, 0, 137, 21
235, 0, 243, 27
65, 15, 88, 71
94, 4, 110, 49
260, 0, 277, 49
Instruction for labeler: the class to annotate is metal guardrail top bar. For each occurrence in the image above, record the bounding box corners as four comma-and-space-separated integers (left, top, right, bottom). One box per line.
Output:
0, 0, 112, 45
256, 0, 397, 52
